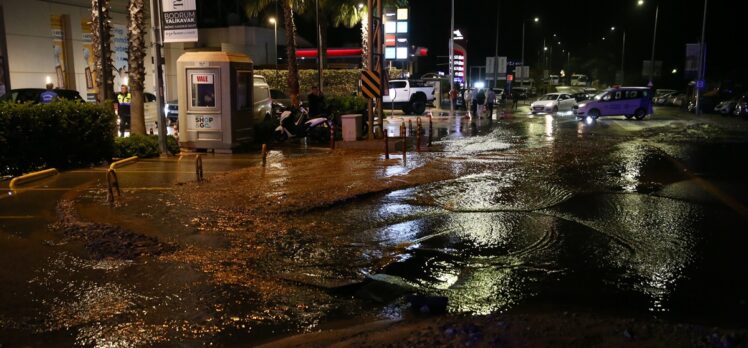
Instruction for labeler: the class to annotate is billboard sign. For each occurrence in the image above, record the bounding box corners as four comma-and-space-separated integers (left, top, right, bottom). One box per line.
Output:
162, 0, 198, 43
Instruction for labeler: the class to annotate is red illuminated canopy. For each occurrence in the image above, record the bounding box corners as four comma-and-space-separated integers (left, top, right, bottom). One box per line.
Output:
296, 48, 363, 58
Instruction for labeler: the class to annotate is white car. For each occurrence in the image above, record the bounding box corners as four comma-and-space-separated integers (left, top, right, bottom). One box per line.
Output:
382, 80, 435, 115
530, 93, 577, 114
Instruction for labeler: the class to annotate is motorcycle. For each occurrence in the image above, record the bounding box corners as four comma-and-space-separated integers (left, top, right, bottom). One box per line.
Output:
274, 105, 332, 142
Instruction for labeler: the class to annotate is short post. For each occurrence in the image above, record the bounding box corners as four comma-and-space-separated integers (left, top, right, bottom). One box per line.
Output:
261, 143, 268, 167
408, 119, 413, 135
106, 168, 121, 203
400, 122, 407, 164
329, 121, 335, 150
195, 154, 204, 183
384, 130, 390, 160
428, 114, 433, 147
416, 117, 422, 152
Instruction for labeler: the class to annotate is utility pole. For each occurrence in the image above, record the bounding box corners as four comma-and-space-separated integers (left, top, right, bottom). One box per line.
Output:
521, 21, 525, 66
649, 4, 659, 86
621, 31, 626, 84
149, 0, 167, 153
449, 0, 455, 117
695, 0, 708, 116
316, 0, 323, 93
492, 0, 500, 89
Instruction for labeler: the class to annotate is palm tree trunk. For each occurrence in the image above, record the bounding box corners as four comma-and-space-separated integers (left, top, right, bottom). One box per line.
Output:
282, 0, 300, 107
92, 0, 115, 102
127, 0, 147, 135
360, 14, 369, 70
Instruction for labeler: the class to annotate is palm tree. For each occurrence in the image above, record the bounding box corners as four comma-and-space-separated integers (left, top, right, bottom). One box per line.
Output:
245, 0, 306, 107
127, 0, 147, 135
91, 0, 115, 102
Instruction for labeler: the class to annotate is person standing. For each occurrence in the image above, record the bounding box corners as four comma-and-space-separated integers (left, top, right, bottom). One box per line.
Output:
512, 90, 519, 111
117, 84, 132, 137
476, 88, 486, 118
307, 86, 325, 117
39, 83, 58, 104
464, 89, 473, 116
485, 88, 496, 119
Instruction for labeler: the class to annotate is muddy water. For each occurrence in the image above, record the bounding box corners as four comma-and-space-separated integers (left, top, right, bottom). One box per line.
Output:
2, 110, 748, 346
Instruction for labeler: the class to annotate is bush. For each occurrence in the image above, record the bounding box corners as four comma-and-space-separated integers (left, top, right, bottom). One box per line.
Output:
256, 68, 402, 97
0, 99, 116, 176
114, 134, 180, 159
326, 95, 368, 117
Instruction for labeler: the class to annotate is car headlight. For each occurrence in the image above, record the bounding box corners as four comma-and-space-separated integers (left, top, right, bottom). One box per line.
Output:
578, 103, 586, 108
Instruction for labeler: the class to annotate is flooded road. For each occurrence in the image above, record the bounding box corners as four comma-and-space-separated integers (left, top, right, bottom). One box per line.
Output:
2, 106, 748, 346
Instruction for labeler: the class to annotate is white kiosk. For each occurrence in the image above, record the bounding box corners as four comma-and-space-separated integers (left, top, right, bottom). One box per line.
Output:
177, 52, 254, 152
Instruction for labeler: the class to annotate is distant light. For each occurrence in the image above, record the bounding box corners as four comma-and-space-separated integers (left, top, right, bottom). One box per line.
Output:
358, 3, 364, 9
611, 26, 616, 31
553, 33, 557, 37
269, 17, 276, 24
474, 81, 485, 89
45, 76, 52, 84
672, 68, 678, 74
557, 41, 561, 45
534, 17, 539, 22
637, 0, 644, 6
602, 37, 606, 40
453, 29, 463, 37
544, 46, 548, 51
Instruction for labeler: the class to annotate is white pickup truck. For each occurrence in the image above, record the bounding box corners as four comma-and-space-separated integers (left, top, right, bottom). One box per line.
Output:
382, 80, 435, 115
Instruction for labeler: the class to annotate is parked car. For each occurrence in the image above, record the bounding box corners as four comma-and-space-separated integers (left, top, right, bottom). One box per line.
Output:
382, 79, 436, 115
713, 99, 737, 116
654, 91, 677, 105
570, 74, 589, 87
669, 93, 688, 107
0, 88, 83, 103
574, 87, 653, 120
252, 75, 274, 122
530, 93, 577, 114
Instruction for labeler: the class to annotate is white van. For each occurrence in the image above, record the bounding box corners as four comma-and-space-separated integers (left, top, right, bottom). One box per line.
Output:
252, 75, 273, 122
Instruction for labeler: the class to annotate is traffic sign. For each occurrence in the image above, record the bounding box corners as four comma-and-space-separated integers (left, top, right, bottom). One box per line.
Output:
696, 80, 705, 89
360, 70, 382, 99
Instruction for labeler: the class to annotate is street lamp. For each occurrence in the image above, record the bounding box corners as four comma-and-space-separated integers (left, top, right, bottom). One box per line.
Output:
638, 0, 659, 86
449, 0, 455, 117
521, 16, 540, 66
269, 17, 278, 72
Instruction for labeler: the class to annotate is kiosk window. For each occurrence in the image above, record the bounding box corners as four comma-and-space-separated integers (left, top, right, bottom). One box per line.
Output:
236, 71, 252, 111
191, 73, 216, 108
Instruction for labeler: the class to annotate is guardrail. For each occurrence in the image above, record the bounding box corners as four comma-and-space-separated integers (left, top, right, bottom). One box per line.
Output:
109, 156, 139, 170
9, 168, 59, 190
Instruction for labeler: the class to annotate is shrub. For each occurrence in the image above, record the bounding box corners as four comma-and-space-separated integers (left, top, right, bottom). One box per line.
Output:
0, 100, 116, 176
256, 68, 402, 97
326, 95, 368, 117
114, 134, 180, 159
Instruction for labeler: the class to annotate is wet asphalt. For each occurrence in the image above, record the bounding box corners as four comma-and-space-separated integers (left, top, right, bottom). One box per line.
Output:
1, 105, 748, 346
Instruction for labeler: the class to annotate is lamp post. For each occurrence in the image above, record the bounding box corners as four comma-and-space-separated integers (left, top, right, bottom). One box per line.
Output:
449, 0, 455, 117
694, 0, 708, 115
269, 17, 278, 72
492, 0, 500, 89
638, 1, 659, 86
521, 16, 540, 66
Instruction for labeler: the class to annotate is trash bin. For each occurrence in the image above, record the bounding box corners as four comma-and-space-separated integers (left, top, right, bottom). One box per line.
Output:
341, 114, 362, 141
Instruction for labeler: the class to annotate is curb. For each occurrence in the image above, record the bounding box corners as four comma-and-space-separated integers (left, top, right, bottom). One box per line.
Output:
9, 168, 59, 190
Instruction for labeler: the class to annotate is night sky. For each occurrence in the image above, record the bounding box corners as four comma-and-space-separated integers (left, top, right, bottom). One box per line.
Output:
321, 0, 745, 86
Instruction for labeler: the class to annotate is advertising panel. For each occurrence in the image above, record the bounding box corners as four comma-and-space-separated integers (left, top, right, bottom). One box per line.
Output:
50, 15, 68, 88
162, 0, 198, 43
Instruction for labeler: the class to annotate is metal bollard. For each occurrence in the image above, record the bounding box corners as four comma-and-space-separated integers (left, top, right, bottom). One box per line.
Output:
400, 122, 407, 164
195, 154, 204, 183
329, 121, 335, 150
106, 168, 121, 203
428, 114, 433, 147
384, 131, 390, 160
408, 119, 413, 135
416, 118, 422, 152
261, 144, 268, 167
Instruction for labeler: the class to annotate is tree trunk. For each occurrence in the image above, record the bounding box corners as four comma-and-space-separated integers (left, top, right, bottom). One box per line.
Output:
128, 0, 147, 135
282, 0, 300, 107
320, 16, 328, 69
360, 15, 369, 70
91, 0, 114, 102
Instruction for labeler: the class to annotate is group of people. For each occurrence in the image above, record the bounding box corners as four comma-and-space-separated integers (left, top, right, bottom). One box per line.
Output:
463, 88, 522, 118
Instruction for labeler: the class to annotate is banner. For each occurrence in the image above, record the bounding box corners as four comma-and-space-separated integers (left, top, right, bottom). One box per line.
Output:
685, 43, 701, 75
112, 24, 128, 88
50, 15, 68, 88
81, 19, 97, 101
162, 0, 198, 43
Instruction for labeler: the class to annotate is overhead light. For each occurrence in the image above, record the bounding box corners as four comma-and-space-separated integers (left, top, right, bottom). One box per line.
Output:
611, 26, 616, 31
534, 17, 539, 22
672, 68, 678, 74
269, 17, 276, 24
637, 0, 644, 6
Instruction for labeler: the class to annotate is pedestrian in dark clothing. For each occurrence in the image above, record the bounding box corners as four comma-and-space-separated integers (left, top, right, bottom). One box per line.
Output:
117, 84, 131, 137
307, 86, 325, 117
476, 89, 486, 118
512, 91, 519, 111
485, 89, 496, 119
